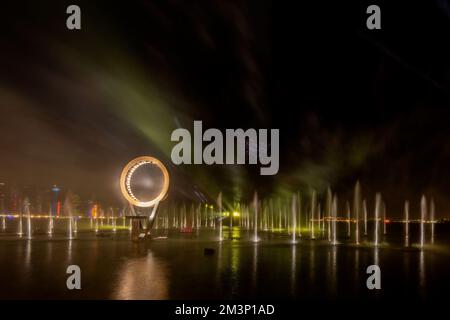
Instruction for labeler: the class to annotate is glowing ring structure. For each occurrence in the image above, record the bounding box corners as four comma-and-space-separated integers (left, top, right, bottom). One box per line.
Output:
120, 156, 169, 208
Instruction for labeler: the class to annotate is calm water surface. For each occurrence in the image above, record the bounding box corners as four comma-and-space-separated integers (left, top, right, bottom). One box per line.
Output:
0, 220, 449, 300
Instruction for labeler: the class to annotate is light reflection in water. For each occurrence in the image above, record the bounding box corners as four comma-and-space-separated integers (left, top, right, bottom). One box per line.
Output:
67, 239, 73, 264
216, 242, 223, 290
309, 245, 315, 287
331, 246, 337, 295
25, 241, 31, 271
252, 243, 258, 294
290, 245, 296, 296
230, 244, 240, 297
114, 251, 168, 299
354, 249, 359, 292
419, 250, 425, 289
374, 247, 379, 267
0, 224, 448, 300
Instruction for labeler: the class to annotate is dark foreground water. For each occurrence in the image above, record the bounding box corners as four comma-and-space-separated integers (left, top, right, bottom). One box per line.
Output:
0, 220, 449, 300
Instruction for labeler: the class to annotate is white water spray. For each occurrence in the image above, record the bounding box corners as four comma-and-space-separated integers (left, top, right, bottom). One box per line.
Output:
404, 200, 409, 247
311, 190, 316, 239
291, 194, 297, 243
217, 192, 223, 241
430, 198, 435, 244
374, 193, 381, 246
420, 195, 426, 248
332, 195, 337, 245
253, 192, 259, 242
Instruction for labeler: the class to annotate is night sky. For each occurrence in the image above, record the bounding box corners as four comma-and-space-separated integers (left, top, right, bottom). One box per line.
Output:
0, 1, 449, 218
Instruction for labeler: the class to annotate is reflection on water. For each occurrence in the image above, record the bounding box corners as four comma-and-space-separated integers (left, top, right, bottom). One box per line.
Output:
114, 251, 168, 300
331, 246, 337, 296
290, 246, 296, 296
419, 250, 425, 289
25, 241, 32, 271
0, 224, 449, 300
374, 247, 379, 266
252, 244, 258, 295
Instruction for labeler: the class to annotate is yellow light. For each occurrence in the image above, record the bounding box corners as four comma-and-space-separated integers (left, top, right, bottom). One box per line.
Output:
120, 156, 170, 208
233, 211, 240, 217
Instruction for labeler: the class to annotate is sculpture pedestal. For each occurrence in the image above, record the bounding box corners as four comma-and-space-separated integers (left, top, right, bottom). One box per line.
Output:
125, 216, 148, 240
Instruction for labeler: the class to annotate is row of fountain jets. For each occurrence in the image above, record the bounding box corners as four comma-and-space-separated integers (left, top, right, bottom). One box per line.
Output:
1, 182, 435, 248
211, 182, 435, 248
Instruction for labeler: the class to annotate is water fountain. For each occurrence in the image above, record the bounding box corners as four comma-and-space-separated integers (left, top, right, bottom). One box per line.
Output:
112, 208, 116, 232
217, 192, 223, 241
430, 198, 435, 244
197, 204, 201, 229
420, 195, 426, 248
332, 195, 337, 245
404, 200, 409, 247
317, 203, 322, 236
326, 187, 332, 242
2, 214, 5, 231
68, 216, 73, 239
353, 181, 361, 245
253, 192, 259, 242
311, 190, 316, 239
297, 193, 302, 238
24, 198, 32, 240
64, 192, 74, 240
320, 203, 325, 235
383, 201, 387, 235
374, 193, 382, 246
363, 199, 368, 236
269, 200, 273, 232
278, 199, 282, 231
74, 217, 78, 234
346, 201, 351, 238
229, 203, 233, 238
291, 194, 297, 243
18, 206, 23, 236
48, 205, 53, 235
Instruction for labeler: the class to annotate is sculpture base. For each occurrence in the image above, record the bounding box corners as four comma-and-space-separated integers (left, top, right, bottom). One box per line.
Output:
126, 216, 153, 241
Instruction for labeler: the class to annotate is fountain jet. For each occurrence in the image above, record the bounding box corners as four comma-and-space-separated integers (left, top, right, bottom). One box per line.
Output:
311, 190, 316, 239
64, 191, 74, 240
252, 192, 259, 242
291, 194, 297, 243
217, 192, 223, 241
24, 198, 32, 240
346, 201, 351, 238
326, 187, 332, 242
353, 181, 361, 245
420, 195, 427, 248
374, 193, 382, 246
404, 200, 409, 247
430, 198, 435, 244
332, 195, 338, 245
18, 206, 23, 236
297, 194, 302, 238
363, 199, 368, 236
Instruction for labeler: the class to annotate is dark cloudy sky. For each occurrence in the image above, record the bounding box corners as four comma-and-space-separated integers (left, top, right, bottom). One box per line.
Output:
0, 1, 449, 218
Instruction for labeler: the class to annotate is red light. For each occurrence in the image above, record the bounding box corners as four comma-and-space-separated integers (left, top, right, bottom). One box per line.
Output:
57, 201, 61, 217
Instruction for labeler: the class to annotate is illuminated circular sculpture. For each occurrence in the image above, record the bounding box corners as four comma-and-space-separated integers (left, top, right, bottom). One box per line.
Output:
120, 156, 169, 238
120, 156, 169, 208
